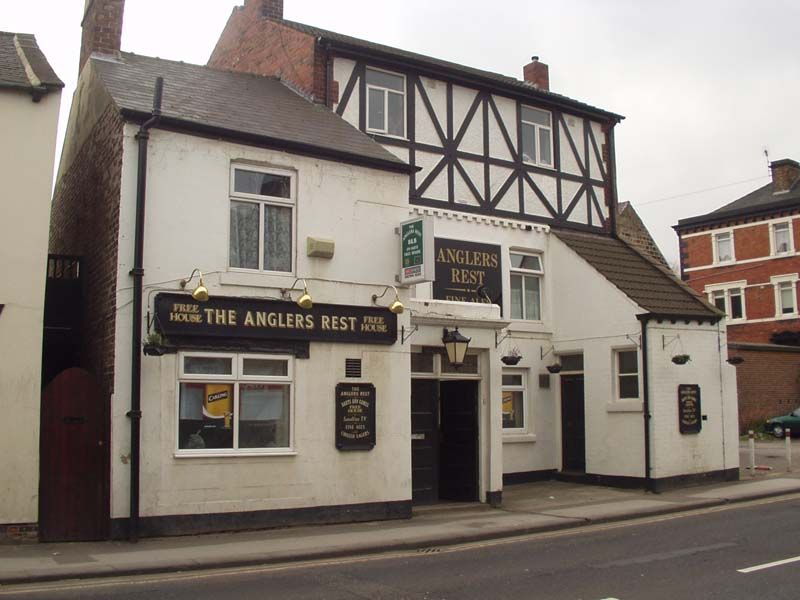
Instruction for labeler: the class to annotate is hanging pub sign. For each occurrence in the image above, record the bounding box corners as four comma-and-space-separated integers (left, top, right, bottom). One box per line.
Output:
154, 293, 397, 345
678, 384, 702, 434
335, 383, 376, 450
432, 238, 502, 309
399, 216, 434, 284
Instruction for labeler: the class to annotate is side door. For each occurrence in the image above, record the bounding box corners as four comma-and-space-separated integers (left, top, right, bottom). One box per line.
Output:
411, 379, 439, 504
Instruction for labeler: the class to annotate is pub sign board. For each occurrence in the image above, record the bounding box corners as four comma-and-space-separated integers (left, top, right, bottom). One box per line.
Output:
432, 238, 503, 309
678, 384, 702, 434
155, 293, 397, 345
399, 216, 434, 285
335, 383, 376, 450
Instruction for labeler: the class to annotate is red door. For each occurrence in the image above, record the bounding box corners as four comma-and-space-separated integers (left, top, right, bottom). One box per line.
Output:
40, 368, 109, 541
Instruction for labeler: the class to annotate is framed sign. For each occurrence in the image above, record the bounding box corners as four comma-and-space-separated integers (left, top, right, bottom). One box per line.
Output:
678, 384, 702, 434
433, 238, 502, 309
335, 383, 376, 450
399, 216, 434, 284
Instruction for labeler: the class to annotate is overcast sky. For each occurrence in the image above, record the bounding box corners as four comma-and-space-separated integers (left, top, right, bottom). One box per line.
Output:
4, 0, 799, 265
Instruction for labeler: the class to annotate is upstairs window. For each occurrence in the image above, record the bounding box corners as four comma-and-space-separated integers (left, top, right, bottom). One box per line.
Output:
366, 67, 406, 138
713, 231, 734, 263
229, 165, 294, 273
772, 276, 798, 317
773, 222, 793, 255
520, 106, 553, 167
509, 252, 543, 321
709, 286, 745, 320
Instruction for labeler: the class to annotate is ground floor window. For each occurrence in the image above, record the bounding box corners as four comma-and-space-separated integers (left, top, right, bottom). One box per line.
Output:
502, 370, 527, 431
615, 349, 639, 400
177, 352, 292, 454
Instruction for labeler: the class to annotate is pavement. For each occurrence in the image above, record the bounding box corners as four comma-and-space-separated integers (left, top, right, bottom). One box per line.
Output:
1, 440, 799, 586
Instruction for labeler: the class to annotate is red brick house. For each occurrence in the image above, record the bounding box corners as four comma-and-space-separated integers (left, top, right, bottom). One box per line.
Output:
674, 159, 800, 431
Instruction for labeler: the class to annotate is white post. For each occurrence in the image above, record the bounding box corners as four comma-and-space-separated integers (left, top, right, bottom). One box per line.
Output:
787, 429, 792, 472
749, 430, 756, 476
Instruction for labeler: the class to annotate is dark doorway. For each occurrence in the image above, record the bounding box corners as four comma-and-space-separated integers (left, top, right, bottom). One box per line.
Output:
411, 379, 479, 504
40, 368, 109, 541
560, 374, 586, 472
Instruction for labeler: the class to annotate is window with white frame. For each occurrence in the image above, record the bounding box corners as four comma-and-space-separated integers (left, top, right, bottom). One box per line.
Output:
713, 231, 734, 263
502, 371, 527, 430
177, 353, 292, 453
510, 252, 543, 321
615, 350, 639, 400
708, 285, 745, 320
772, 222, 793, 255
772, 275, 798, 317
366, 67, 405, 137
229, 165, 294, 273
520, 106, 553, 167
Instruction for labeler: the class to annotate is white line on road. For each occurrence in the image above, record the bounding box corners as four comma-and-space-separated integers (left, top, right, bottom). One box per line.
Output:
738, 555, 800, 573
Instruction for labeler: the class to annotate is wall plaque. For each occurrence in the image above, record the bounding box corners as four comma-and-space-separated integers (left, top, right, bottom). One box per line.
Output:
432, 238, 502, 309
335, 383, 376, 450
678, 384, 702, 434
155, 293, 397, 345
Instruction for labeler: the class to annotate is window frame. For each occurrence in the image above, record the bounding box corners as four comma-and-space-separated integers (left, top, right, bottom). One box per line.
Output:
614, 348, 640, 401
365, 66, 407, 139
771, 221, 794, 256
176, 351, 295, 457
509, 250, 544, 322
712, 230, 735, 264
520, 105, 553, 168
228, 164, 296, 275
705, 281, 747, 322
501, 369, 528, 433
771, 274, 799, 318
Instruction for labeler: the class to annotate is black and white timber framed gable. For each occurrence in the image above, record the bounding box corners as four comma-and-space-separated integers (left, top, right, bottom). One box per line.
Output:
329, 49, 622, 232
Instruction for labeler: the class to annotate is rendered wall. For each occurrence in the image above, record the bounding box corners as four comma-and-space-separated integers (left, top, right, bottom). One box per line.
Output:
0, 88, 60, 526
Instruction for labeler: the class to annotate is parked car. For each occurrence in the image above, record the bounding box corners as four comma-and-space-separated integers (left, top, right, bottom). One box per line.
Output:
766, 408, 800, 438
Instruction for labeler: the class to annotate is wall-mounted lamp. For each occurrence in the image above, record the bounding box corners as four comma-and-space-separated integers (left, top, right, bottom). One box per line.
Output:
442, 327, 471, 368
372, 285, 404, 314
179, 269, 209, 302
281, 278, 313, 309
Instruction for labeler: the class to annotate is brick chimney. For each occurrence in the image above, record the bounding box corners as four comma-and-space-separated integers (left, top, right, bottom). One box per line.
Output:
245, 0, 283, 19
79, 0, 125, 75
770, 159, 800, 194
523, 56, 549, 91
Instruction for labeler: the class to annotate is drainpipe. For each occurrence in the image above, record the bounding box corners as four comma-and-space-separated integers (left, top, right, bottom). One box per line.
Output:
127, 76, 163, 542
637, 314, 653, 492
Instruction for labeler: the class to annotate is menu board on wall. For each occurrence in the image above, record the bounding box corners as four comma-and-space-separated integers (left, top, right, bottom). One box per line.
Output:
678, 384, 702, 434
335, 383, 376, 451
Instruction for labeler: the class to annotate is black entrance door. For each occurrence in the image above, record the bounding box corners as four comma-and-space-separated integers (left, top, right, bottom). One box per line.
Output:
561, 375, 586, 472
439, 380, 479, 502
411, 379, 439, 504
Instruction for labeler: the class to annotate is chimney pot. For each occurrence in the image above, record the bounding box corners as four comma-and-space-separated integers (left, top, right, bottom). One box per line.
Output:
770, 158, 800, 194
523, 56, 549, 92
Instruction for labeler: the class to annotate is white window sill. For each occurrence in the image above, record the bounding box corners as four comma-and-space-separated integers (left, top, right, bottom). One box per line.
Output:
606, 399, 642, 413
776, 313, 799, 320
502, 432, 537, 443
174, 450, 298, 458
367, 129, 408, 142
507, 320, 551, 334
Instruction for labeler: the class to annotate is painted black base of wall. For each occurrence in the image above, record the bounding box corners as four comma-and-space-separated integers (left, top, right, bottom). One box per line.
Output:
649, 467, 739, 493
110, 500, 411, 540
485, 490, 502, 507
503, 470, 557, 485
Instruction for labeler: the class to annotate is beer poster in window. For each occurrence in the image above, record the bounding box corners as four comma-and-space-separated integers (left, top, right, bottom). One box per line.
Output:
335, 383, 376, 450
204, 383, 233, 429
678, 384, 702, 434
433, 238, 502, 309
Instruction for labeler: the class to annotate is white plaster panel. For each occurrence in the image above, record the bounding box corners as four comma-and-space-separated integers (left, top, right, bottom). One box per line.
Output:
559, 113, 583, 176
454, 168, 480, 207
523, 180, 553, 218
488, 95, 516, 162
593, 185, 609, 220
455, 159, 485, 206
568, 194, 589, 226
0, 89, 61, 524
452, 85, 483, 155
416, 150, 448, 201
588, 120, 606, 181
332, 57, 358, 129
561, 179, 583, 217
525, 173, 557, 218
490, 165, 517, 212
418, 76, 447, 144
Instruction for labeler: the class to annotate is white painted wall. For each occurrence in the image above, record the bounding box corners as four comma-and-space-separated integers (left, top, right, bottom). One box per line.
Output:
0, 87, 61, 525
111, 127, 412, 519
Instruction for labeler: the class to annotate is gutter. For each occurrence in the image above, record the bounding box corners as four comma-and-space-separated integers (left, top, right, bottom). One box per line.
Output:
636, 313, 653, 492
127, 76, 163, 543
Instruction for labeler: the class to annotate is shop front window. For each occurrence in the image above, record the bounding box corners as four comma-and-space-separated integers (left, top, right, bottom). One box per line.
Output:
178, 353, 292, 454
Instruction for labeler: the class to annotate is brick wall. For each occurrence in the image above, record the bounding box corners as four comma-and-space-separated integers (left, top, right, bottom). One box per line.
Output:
682, 233, 712, 269
50, 104, 124, 403
730, 345, 800, 431
79, 0, 124, 74
208, 4, 327, 103
733, 223, 770, 260
616, 203, 669, 268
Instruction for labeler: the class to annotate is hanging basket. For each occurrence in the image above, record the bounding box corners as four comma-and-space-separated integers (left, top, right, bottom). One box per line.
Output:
546, 363, 563, 373
671, 354, 691, 365
501, 355, 522, 365
143, 343, 167, 357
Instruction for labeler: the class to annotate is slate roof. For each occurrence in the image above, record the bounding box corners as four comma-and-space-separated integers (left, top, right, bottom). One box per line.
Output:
675, 177, 800, 230
0, 31, 63, 93
91, 52, 410, 173
279, 19, 623, 122
554, 229, 721, 319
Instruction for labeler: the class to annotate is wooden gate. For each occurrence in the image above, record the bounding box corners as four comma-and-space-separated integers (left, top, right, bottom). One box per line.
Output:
40, 368, 109, 541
